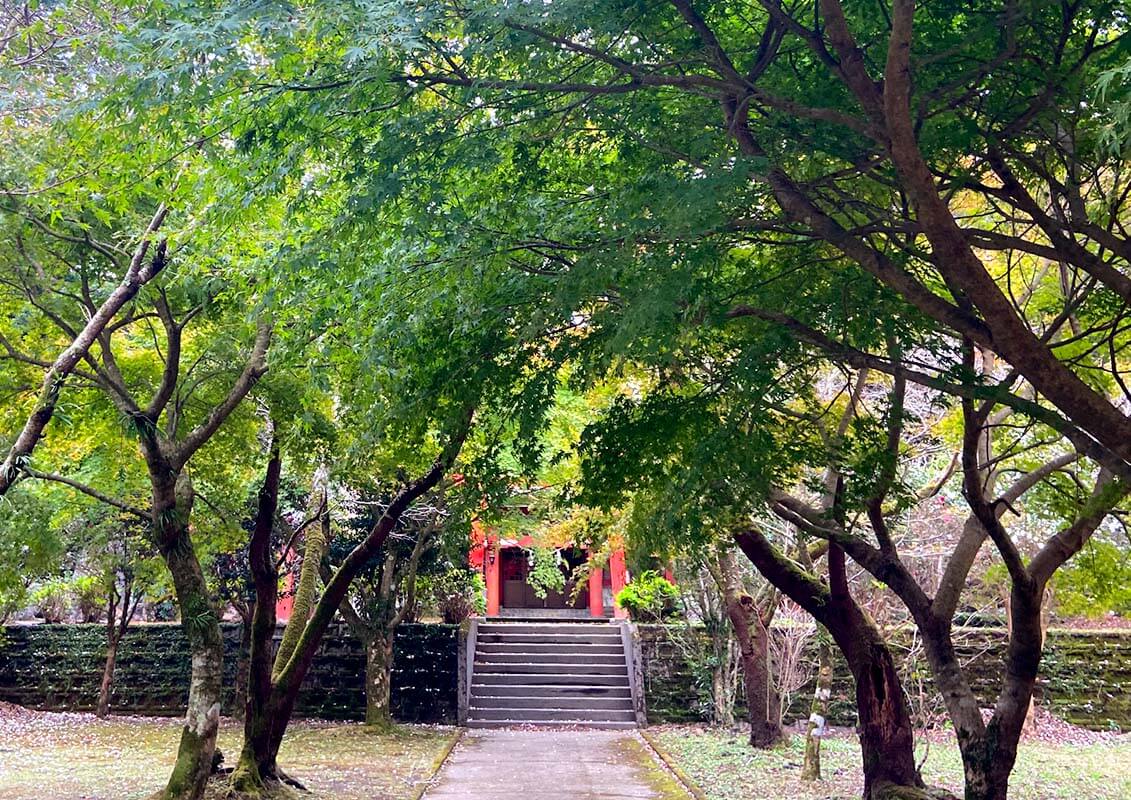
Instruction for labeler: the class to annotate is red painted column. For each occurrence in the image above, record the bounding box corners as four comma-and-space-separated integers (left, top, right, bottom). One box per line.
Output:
275, 547, 297, 623
610, 548, 629, 619
588, 560, 605, 618
485, 537, 501, 617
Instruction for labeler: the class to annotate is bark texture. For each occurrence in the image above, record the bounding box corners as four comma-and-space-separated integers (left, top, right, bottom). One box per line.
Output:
364, 634, 395, 728
734, 531, 942, 800
801, 632, 833, 781
716, 546, 782, 747
153, 471, 224, 800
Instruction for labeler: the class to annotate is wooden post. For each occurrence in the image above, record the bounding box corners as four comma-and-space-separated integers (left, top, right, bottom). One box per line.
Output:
588, 558, 605, 618
485, 538, 501, 617
610, 549, 628, 619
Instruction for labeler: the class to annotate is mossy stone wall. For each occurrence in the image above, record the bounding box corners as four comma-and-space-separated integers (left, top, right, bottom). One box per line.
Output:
0, 622, 457, 723
3, 622, 1126, 730
636, 625, 1131, 731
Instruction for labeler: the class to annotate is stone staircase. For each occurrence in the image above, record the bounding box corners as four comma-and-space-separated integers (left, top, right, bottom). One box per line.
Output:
466, 620, 638, 728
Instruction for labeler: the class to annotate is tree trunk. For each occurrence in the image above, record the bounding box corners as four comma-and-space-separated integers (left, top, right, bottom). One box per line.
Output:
365, 633, 395, 729
153, 471, 223, 800
272, 501, 327, 681
230, 444, 285, 795
916, 583, 1045, 800
734, 531, 941, 800
836, 620, 922, 799
240, 417, 470, 781
95, 637, 119, 718
232, 611, 253, 722
717, 546, 782, 747
729, 597, 782, 747
801, 631, 832, 781
824, 550, 925, 799
97, 585, 123, 719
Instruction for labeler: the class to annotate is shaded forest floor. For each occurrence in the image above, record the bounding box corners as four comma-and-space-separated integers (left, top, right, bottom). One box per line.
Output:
649, 721, 1131, 800
0, 704, 456, 800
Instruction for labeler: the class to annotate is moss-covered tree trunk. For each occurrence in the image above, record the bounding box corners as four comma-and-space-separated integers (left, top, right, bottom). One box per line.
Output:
152, 470, 224, 800
364, 632, 396, 728
801, 631, 833, 781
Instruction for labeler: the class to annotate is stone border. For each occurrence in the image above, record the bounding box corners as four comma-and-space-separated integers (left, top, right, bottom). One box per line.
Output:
410, 727, 465, 800
620, 620, 648, 727
639, 729, 709, 800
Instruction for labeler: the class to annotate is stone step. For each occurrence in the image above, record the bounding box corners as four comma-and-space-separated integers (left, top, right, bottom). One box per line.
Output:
489, 615, 611, 623
473, 661, 627, 675
473, 672, 629, 687
476, 623, 619, 636
467, 695, 633, 711
473, 651, 627, 666
470, 683, 632, 699
475, 631, 622, 645
467, 618, 637, 729
468, 706, 637, 723
475, 641, 625, 655
466, 719, 638, 730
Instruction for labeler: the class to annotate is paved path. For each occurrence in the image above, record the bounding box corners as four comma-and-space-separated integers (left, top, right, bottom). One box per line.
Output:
421, 729, 690, 800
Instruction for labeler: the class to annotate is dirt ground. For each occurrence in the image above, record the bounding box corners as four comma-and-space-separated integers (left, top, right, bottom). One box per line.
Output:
0, 704, 457, 800
648, 718, 1131, 800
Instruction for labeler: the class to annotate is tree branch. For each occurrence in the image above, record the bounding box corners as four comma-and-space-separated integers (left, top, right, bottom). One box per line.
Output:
23, 467, 149, 520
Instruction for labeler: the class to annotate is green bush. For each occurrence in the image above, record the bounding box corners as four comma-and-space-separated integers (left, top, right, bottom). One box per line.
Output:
73, 576, 106, 623
615, 570, 679, 622
420, 567, 486, 623
31, 580, 71, 623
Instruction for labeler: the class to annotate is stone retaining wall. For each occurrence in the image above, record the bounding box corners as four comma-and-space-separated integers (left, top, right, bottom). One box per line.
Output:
636, 625, 1131, 730
0, 622, 457, 723
2, 622, 1127, 730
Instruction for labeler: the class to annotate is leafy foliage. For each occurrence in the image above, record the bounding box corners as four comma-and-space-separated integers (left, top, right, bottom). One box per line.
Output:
616, 570, 680, 622
1055, 541, 1131, 618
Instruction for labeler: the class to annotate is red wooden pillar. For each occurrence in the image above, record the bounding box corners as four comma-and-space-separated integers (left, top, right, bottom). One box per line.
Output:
485, 537, 501, 617
275, 571, 295, 623
610, 548, 629, 619
588, 553, 605, 617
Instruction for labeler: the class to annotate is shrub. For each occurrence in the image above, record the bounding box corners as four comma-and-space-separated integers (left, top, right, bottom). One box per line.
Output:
615, 570, 679, 622
31, 580, 71, 623
73, 576, 105, 623
421, 567, 486, 624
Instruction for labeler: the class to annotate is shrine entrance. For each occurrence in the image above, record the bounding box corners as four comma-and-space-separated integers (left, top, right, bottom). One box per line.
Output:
499, 546, 589, 611
471, 522, 630, 618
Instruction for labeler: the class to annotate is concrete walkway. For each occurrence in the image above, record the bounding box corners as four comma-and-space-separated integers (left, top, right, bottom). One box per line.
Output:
421, 729, 691, 800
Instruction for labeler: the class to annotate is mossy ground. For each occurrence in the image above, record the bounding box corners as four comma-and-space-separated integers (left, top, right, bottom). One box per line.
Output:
649, 724, 1131, 800
0, 711, 456, 800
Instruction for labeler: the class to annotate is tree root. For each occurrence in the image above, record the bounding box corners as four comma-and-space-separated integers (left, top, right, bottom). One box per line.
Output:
223, 761, 309, 800
872, 783, 959, 800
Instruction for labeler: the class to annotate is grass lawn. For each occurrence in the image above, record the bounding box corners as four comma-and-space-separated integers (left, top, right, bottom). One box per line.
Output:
648, 724, 1131, 800
0, 709, 457, 800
